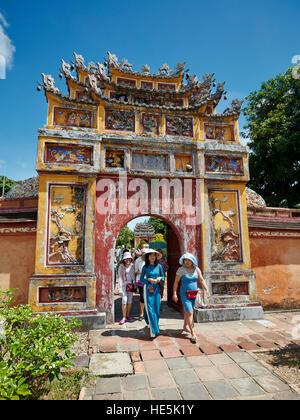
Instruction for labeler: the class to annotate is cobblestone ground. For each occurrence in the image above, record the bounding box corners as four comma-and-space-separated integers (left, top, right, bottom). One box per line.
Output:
76, 290, 300, 400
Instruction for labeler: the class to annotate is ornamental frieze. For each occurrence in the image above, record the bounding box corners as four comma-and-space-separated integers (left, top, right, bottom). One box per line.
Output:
205, 124, 235, 141
53, 107, 93, 128
45, 143, 93, 165
105, 108, 135, 132
165, 116, 193, 137
205, 155, 244, 175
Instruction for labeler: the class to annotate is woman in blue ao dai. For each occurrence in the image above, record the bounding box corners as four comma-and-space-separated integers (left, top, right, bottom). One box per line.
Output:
140, 249, 165, 339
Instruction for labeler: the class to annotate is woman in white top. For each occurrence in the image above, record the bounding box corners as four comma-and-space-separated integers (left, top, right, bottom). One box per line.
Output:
117, 252, 136, 325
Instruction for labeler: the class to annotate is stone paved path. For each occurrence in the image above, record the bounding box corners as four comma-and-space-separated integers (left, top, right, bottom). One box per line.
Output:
78, 293, 300, 400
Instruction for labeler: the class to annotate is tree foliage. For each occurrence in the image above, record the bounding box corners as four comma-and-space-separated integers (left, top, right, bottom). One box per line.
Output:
243, 68, 300, 208
147, 217, 167, 239
0, 176, 17, 196
116, 225, 134, 248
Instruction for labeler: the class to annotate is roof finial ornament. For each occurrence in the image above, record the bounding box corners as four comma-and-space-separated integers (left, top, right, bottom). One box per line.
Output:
107, 51, 119, 68
41, 73, 60, 94
60, 59, 76, 81
174, 62, 185, 75
119, 58, 133, 70
141, 64, 150, 74
96, 62, 109, 81
223, 99, 244, 115
158, 63, 172, 76
73, 52, 85, 70
87, 74, 101, 95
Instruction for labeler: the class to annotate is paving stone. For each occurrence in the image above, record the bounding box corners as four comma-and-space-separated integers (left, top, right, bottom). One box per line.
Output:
95, 377, 121, 395
186, 355, 212, 368
256, 341, 277, 349
217, 364, 249, 379
238, 341, 261, 351
179, 383, 212, 400
139, 341, 157, 350
151, 387, 182, 400
122, 374, 149, 391
130, 351, 141, 362
239, 362, 272, 377
123, 389, 151, 400
144, 359, 168, 373
180, 345, 203, 356
272, 391, 300, 400
133, 361, 145, 373
229, 377, 266, 397
141, 349, 162, 361
195, 366, 224, 381
160, 346, 182, 358
207, 353, 233, 366
72, 354, 90, 369
227, 352, 256, 364
254, 375, 290, 393
148, 370, 175, 388
89, 352, 133, 376
199, 343, 222, 355
203, 380, 239, 400
93, 393, 123, 400
172, 369, 200, 386
165, 357, 191, 370
219, 344, 242, 353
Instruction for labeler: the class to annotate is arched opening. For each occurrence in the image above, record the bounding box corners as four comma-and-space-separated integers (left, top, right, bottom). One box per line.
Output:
113, 215, 183, 323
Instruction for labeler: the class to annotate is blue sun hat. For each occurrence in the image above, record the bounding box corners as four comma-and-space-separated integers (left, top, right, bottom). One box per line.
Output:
179, 252, 198, 267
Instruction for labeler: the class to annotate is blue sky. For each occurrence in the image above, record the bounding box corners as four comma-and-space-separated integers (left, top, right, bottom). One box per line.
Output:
0, 0, 299, 183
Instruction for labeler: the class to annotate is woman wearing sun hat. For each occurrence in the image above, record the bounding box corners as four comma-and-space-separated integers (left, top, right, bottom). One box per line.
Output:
140, 249, 165, 339
172, 252, 210, 343
117, 251, 136, 325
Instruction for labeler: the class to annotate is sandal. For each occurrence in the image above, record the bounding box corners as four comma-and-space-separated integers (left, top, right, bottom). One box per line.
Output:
119, 318, 126, 325
190, 335, 197, 343
126, 316, 133, 321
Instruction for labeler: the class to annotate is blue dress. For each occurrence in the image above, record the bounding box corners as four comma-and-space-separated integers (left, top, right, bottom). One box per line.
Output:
140, 263, 165, 337
178, 268, 198, 312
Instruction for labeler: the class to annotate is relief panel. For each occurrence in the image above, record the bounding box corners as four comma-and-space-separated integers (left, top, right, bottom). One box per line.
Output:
174, 154, 193, 173
45, 143, 93, 165
132, 152, 168, 171
105, 149, 125, 168
165, 116, 193, 137
47, 184, 86, 266
209, 189, 242, 262
205, 124, 235, 141
105, 108, 135, 132
141, 113, 160, 135
39, 286, 86, 303
205, 155, 244, 175
53, 107, 93, 128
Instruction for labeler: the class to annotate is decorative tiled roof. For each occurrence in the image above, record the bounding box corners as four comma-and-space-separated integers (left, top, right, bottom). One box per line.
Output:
134, 222, 155, 237
38, 51, 244, 118
246, 187, 266, 208
6, 177, 39, 198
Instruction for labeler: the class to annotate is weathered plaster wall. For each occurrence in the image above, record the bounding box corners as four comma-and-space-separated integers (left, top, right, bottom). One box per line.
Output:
0, 234, 36, 305
250, 234, 300, 309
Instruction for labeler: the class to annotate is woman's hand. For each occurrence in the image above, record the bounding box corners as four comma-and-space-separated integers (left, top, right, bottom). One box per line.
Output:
172, 292, 178, 303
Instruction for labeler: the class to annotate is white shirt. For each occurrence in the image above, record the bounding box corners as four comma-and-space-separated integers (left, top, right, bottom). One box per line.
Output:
135, 256, 145, 282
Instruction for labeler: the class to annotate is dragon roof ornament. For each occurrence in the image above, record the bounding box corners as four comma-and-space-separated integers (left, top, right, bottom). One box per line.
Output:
41, 73, 60, 94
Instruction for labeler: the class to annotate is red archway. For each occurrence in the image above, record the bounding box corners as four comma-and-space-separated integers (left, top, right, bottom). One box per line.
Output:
95, 175, 202, 323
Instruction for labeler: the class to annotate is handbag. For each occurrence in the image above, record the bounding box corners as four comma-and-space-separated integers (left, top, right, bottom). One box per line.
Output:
194, 289, 206, 309
186, 289, 199, 300
135, 281, 144, 288
126, 283, 134, 293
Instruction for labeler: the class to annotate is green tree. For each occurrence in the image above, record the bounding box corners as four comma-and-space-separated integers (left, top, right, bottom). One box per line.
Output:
0, 176, 17, 196
148, 217, 167, 240
116, 225, 134, 248
243, 68, 300, 208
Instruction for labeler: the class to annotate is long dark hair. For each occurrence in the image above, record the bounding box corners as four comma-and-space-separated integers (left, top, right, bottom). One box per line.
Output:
145, 253, 158, 267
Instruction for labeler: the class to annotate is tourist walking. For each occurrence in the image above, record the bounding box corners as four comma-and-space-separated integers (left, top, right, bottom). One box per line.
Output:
172, 252, 210, 343
135, 248, 146, 320
156, 248, 169, 300
140, 249, 165, 339
117, 251, 136, 325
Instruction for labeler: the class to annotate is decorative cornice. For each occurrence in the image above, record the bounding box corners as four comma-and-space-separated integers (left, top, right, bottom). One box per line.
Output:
249, 230, 300, 238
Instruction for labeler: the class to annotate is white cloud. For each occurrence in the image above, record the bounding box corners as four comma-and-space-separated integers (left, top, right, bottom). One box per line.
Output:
0, 12, 16, 71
